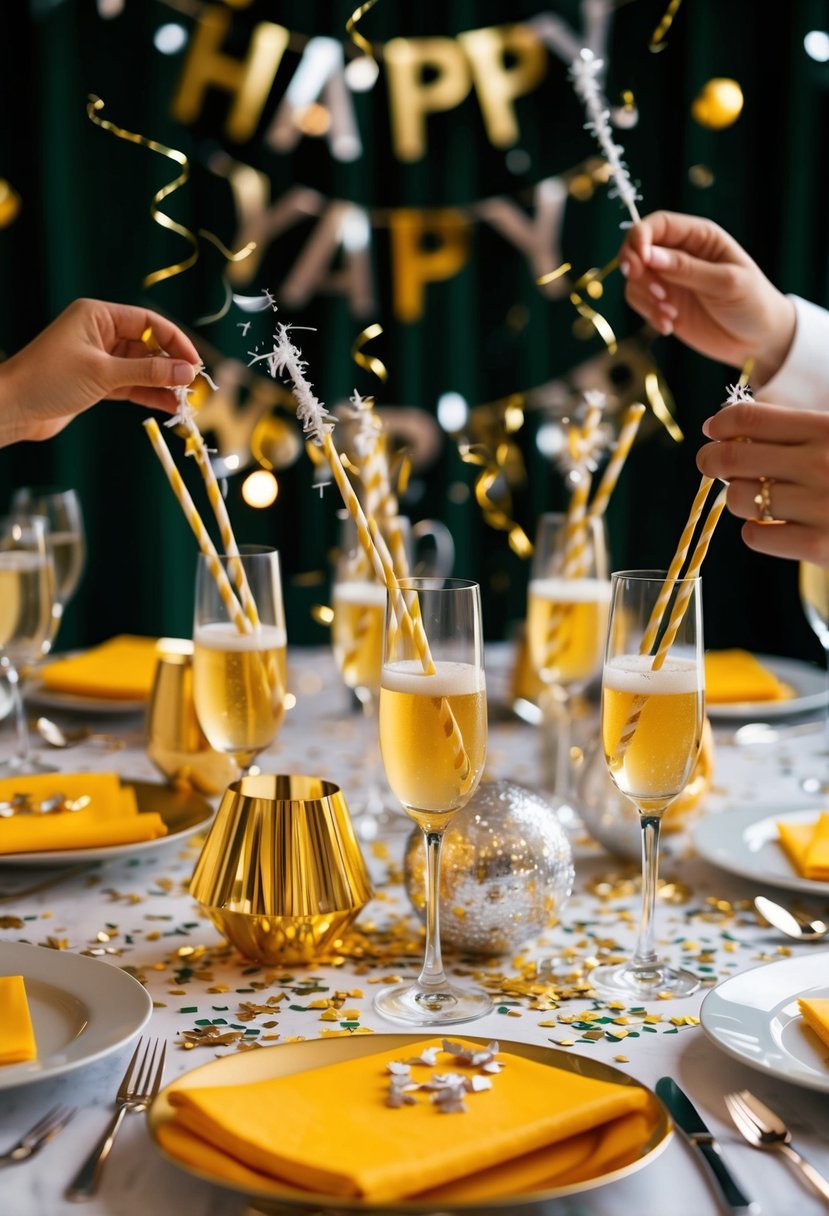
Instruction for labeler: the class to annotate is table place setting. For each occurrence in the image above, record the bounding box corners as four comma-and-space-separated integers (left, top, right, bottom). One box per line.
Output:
2, 380, 829, 1216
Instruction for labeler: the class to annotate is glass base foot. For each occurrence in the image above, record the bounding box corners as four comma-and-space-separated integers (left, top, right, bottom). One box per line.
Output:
590, 960, 700, 1000
373, 979, 492, 1026
0, 754, 58, 776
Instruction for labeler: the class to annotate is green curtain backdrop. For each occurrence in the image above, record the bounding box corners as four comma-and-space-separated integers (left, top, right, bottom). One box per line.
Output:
0, 0, 827, 665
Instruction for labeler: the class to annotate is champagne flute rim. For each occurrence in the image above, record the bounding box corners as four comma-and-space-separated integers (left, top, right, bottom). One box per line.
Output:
611, 568, 701, 584
396, 576, 477, 592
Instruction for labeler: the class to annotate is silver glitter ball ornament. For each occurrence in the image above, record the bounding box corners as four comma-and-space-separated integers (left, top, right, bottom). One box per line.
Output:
404, 780, 574, 955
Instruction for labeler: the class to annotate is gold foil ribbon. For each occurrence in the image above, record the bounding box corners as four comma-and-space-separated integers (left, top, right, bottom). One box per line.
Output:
459, 440, 533, 559
644, 370, 683, 443
536, 262, 571, 287
87, 95, 254, 292
351, 323, 389, 382
649, 0, 684, 52
346, 0, 382, 59
569, 258, 619, 354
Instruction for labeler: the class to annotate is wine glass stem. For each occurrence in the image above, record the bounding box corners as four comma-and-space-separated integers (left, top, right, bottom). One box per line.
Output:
4, 661, 31, 765
823, 643, 829, 767
542, 683, 572, 800
418, 829, 449, 990
632, 814, 662, 971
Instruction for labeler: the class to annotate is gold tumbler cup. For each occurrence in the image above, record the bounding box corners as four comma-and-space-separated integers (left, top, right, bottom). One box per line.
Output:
146, 641, 239, 796
189, 773, 374, 964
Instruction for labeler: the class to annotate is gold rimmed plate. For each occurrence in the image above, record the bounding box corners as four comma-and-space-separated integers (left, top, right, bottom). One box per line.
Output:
0, 780, 214, 869
148, 1034, 671, 1213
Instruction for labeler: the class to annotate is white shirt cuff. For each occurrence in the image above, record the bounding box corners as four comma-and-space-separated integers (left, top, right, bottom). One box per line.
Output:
758, 295, 829, 410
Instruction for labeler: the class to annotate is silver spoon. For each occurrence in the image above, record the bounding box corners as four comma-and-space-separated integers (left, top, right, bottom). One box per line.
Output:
754, 895, 829, 941
34, 718, 123, 752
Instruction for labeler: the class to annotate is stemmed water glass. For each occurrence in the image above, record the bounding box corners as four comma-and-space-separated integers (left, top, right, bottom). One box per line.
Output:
374, 577, 491, 1025
526, 511, 610, 822
591, 570, 704, 999
799, 560, 829, 796
11, 488, 85, 651
192, 547, 287, 778
0, 514, 56, 774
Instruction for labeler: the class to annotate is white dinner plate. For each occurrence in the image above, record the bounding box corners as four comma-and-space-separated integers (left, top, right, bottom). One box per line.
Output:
24, 679, 146, 716
0, 780, 214, 869
0, 941, 151, 1089
706, 654, 828, 720
693, 805, 829, 895
701, 953, 829, 1093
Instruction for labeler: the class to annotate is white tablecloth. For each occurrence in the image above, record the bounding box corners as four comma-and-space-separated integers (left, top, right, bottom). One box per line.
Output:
1, 647, 828, 1216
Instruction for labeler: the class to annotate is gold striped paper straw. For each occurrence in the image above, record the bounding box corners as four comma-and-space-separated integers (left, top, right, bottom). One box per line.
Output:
639, 474, 715, 656
587, 403, 646, 523
613, 487, 726, 761
181, 416, 260, 629
143, 419, 251, 635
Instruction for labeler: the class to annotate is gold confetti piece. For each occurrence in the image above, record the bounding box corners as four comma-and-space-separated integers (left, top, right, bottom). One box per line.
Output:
614, 1055, 630, 1063
348, 989, 364, 999
341, 1008, 362, 1020
168, 989, 187, 996
649, 0, 684, 52
555, 1039, 576, 1047
308, 999, 332, 1009
582, 1029, 605, 1041
345, 0, 381, 58
351, 323, 388, 382
507, 1010, 522, 1018
0, 915, 24, 929
537, 1020, 557, 1028
320, 1009, 340, 1022
207, 985, 231, 994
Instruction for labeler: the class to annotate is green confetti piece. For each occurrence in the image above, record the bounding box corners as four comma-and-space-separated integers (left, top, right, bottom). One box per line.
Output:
244, 1028, 260, 1036
663, 1027, 679, 1034
496, 1006, 511, 1015
340, 1021, 360, 1029
195, 1018, 211, 1026
211, 1006, 229, 1011
211, 1018, 228, 1025
289, 1005, 309, 1012
236, 988, 255, 993
179, 1006, 198, 1014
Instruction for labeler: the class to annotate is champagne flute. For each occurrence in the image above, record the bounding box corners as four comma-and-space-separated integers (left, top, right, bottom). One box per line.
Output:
526, 512, 610, 822
374, 577, 491, 1025
192, 547, 287, 776
11, 488, 85, 651
591, 570, 704, 998
799, 560, 829, 795
0, 514, 56, 774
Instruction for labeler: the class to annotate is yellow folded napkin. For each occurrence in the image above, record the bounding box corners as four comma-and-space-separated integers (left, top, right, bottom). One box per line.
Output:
165, 1038, 650, 1202
0, 773, 167, 854
777, 813, 829, 881
704, 650, 792, 704
40, 635, 159, 701
799, 998, 829, 1051
0, 976, 36, 1064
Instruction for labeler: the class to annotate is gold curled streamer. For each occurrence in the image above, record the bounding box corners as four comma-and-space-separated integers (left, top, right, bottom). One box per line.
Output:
649, 0, 684, 52
346, 0, 382, 59
644, 369, 684, 443
459, 442, 533, 559
87, 95, 255, 292
536, 262, 572, 287
569, 257, 619, 353
351, 323, 389, 382
738, 358, 754, 387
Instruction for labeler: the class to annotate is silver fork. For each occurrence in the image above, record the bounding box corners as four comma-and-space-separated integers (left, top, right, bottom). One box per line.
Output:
65, 1036, 166, 1202
725, 1089, 829, 1204
0, 1105, 75, 1167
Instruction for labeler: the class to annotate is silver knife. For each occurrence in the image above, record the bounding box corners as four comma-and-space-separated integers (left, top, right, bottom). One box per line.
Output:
656, 1077, 761, 1214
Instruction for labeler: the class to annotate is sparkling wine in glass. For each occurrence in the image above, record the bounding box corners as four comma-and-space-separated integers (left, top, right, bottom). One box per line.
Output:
193, 547, 287, 776
11, 487, 85, 651
526, 511, 610, 822
591, 570, 704, 999
0, 514, 56, 774
799, 560, 829, 795
374, 577, 491, 1025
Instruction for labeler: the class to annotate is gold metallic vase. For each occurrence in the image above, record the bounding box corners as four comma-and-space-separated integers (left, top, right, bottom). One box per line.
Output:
189, 774, 374, 965
145, 641, 239, 796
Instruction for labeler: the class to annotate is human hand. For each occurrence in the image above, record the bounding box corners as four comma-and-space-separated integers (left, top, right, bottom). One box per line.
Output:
0, 298, 201, 444
697, 400, 829, 564
618, 211, 796, 383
